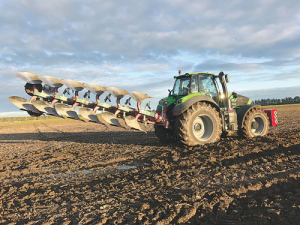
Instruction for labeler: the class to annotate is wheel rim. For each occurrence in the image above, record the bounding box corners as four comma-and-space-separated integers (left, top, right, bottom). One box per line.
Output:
192, 114, 214, 141
251, 116, 265, 136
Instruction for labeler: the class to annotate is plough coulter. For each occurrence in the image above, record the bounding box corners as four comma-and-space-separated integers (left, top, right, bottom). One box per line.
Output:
9, 71, 278, 146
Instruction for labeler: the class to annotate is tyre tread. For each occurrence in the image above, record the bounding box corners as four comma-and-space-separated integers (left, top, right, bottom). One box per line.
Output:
239, 108, 270, 138
175, 102, 222, 146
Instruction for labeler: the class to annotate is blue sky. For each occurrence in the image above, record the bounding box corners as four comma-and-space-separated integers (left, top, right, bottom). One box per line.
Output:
1, 0, 300, 117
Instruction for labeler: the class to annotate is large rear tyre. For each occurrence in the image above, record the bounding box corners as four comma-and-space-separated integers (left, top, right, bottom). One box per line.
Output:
154, 125, 176, 143
175, 102, 222, 146
239, 108, 269, 138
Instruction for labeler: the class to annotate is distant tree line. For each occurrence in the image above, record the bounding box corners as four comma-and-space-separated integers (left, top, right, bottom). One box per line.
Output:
254, 96, 300, 106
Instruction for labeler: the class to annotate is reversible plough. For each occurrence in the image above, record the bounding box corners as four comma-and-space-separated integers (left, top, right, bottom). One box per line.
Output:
9, 72, 162, 132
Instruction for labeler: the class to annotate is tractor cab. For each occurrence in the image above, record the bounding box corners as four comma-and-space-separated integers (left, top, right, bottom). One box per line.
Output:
172, 72, 223, 105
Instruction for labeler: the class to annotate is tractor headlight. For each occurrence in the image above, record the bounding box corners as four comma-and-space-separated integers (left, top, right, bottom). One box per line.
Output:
220, 93, 225, 99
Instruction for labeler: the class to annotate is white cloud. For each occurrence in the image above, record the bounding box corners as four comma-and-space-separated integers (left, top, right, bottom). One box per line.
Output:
135, 63, 170, 72
100, 64, 127, 73
0, 111, 28, 118
1, 0, 300, 114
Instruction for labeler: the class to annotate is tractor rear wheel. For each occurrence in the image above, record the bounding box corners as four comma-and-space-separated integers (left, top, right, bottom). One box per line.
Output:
239, 108, 269, 138
154, 125, 176, 143
175, 102, 222, 146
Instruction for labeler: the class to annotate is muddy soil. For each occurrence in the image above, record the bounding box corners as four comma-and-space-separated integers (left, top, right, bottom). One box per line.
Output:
0, 105, 300, 224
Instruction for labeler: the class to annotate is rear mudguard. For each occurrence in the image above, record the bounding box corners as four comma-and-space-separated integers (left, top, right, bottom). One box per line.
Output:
236, 105, 258, 129
172, 95, 220, 116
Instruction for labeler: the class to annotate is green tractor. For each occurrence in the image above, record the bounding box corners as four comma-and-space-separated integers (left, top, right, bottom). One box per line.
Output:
154, 71, 278, 146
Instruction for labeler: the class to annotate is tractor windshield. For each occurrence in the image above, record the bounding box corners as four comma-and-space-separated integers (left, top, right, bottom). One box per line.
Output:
173, 77, 191, 96
172, 74, 219, 101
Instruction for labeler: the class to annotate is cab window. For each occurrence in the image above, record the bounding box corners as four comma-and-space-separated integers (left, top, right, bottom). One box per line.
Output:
173, 77, 190, 95
199, 76, 218, 102
190, 76, 199, 94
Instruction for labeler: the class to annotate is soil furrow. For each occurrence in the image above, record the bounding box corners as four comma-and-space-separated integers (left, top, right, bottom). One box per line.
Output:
0, 105, 300, 224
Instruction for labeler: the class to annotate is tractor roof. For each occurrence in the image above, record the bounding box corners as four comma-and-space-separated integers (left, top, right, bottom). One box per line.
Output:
174, 72, 215, 78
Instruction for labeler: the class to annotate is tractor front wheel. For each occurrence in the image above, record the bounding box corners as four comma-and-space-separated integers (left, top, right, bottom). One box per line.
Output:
175, 102, 222, 146
239, 108, 269, 138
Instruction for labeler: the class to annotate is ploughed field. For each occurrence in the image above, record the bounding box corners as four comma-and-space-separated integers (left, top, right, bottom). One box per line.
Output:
0, 105, 300, 224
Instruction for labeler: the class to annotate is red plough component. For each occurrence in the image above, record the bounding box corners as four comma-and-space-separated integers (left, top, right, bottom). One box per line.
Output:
263, 109, 278, 127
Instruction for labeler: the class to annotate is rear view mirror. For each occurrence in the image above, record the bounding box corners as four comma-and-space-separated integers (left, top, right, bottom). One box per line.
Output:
225, 74, 230, 83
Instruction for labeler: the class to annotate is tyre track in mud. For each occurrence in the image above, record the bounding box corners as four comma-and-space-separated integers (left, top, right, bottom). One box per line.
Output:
0, 122, 80, 187
0, 121, 156, 189
0, 121, 107, 184
0, 105, 300, 224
